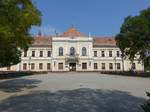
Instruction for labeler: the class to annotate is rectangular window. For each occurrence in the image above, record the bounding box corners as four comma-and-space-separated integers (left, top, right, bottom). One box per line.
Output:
31, 63, 35, 70
58, 63, 63, 70
109, 51, 112, 57
23, 63, 27, 70
47, 63, 51, 70
32, 51, 35, 57
47, 51, 51, 57
24, 51, 27, 57
94, 51, 97, 57
39, 63, 43, 70
117, 51, 120, 57
101, 51, 105, 57
102, 63, 105, 70
40, 51, 43, 57
82, 63, 87, 69
109, 63, 113, 70
59, 47, 63, 56
116, 63, 121, 70
94, 63, 98, 69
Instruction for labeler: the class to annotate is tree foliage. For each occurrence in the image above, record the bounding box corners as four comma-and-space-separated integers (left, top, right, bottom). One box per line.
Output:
0, 0, 41, 67
116, 7, 150, 63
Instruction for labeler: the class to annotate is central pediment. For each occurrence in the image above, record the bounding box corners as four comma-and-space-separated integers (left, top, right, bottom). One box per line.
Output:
60, 27, 85, 37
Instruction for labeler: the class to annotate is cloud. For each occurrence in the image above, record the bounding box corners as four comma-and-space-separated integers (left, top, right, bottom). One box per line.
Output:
30, 25, 61, 36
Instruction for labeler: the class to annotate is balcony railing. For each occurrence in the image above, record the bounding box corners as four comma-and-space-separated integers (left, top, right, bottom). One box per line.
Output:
65, 54, 79, 63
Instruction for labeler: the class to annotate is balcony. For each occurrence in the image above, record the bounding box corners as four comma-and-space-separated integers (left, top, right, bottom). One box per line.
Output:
65, 54, 79, 63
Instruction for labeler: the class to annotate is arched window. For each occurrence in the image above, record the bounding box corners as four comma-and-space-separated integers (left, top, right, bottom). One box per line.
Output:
70, 47, 75, 56
82, 47, 87, 56
59, 47, 63, 56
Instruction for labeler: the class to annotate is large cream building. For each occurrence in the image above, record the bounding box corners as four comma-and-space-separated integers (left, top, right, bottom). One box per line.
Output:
0, 27, 144, 72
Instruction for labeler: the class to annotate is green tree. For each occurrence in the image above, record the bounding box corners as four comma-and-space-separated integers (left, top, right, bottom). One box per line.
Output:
116, 7, 150, 67
0, 0, 41, 67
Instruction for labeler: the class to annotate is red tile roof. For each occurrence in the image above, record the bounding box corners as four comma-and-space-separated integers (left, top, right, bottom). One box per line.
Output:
32, 36, 116, 46
60, 27, 85, 37
31, 28, 116, 46
93, 37, 116, 46
32, 35, 52, 46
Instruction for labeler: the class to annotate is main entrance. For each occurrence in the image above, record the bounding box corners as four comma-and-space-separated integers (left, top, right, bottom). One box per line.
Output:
69, 63, 76, 71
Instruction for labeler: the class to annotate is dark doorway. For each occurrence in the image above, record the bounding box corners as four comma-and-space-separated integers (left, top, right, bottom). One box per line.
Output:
69, 63, 76, 71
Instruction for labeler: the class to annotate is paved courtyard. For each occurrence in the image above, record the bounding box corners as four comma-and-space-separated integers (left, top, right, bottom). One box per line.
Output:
0, 72, 150, 112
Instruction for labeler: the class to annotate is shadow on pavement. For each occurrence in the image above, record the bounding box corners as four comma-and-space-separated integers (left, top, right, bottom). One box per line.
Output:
0, 79, 41, 93
0, 88, 146, 112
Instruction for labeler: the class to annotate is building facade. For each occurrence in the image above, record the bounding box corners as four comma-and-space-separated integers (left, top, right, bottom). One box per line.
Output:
0, 27, 144, 72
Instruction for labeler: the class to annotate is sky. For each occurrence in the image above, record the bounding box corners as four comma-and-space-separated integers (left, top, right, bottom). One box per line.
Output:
30, 0, 150, 36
